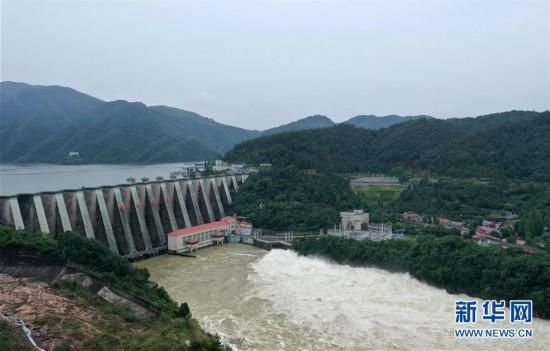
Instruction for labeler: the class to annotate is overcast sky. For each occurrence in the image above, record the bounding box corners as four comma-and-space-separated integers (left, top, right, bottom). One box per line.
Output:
2, 0, 549, 129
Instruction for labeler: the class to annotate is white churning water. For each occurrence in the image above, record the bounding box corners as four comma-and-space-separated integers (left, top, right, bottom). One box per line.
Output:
136, 244, 550, 351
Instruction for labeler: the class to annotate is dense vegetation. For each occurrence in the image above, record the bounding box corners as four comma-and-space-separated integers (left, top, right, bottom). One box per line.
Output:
234, 168, 359, 231
233, 171, 550, 245
0, 320, 32, 351
394, 178, 550, 244
398, 178, 550, 218
294, 236, 550, 318
0, 226, 227, 350
226, 111, 550, 181
353, 185, 403, 222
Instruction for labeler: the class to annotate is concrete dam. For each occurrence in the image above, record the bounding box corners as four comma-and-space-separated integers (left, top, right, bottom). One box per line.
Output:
0, 174, 248, 258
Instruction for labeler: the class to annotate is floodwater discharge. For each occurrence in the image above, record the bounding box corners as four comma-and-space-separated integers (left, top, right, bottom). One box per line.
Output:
136, 244, 550, 350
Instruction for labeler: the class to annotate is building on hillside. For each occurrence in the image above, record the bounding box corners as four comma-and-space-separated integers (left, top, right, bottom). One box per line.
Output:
438, 217, 464, 229
66, 151, 83, 163
167, 216, 238, 253
486, 213, 519, 221
516, 239, 526, 246
401, 211, 423, 223
472, 232, 488, 240
340, 210, 369, 231
350, 176, 401, 187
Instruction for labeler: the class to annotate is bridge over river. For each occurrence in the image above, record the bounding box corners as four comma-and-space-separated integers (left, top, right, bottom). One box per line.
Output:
0, 174, 248, 258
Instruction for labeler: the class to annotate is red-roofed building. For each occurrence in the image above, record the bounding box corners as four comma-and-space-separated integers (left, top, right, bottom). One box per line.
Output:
478, 226, 497, 234
167, 216, 238, 252
472, 232, 488, 240
401, 211, 421, 222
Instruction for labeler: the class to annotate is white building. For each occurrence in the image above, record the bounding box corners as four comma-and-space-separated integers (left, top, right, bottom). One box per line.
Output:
236, 220, 253, 235
328, 209, 404, 241
340, 210, 369, 231
213, 160, 231, 172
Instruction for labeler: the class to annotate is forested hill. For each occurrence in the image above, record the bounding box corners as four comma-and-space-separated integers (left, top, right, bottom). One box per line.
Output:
3, 81, 547, 167
0, 81, 429, 164
0, 81, 259, 163
344, 114, 432, 129
261, 115, 335, 135
225, 110, 550, 181
261, 114, 434, 134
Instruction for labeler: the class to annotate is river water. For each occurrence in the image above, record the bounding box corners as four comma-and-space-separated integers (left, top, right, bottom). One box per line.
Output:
136, 244, 550, 351
0, 163, 186, 196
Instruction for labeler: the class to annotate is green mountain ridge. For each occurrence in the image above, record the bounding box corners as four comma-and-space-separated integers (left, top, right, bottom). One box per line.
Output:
261, 114, 336, 135
344, 114, 433, 129
262, 114, 435, 135
1, 81, 545, 165
0, 82, 255, 163
225, 111, 550, 181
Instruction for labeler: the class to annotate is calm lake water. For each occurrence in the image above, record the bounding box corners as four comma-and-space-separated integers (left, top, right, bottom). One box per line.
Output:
136, 245, 550, 351
0, 163, 185, 196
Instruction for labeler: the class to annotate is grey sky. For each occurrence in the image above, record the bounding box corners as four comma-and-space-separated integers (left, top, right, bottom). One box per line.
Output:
2, 0, 549, 130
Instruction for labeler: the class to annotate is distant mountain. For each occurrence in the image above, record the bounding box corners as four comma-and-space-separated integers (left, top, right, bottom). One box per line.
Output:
1, 82, 104, 160
261, 115, 335, 135
150, 106, 260, 153
344, 114, 432, 129
0, 82, 257, 163
262, 114, 434, 135
226, 110, 550, 181
20, 100, 221, 163
3, 81, 544, 166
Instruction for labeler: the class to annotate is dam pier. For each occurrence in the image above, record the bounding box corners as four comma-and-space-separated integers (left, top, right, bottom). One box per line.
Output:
0, 174, 248, 258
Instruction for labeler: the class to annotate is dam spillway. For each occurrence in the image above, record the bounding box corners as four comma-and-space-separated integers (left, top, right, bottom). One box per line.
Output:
0, 174, 248, 258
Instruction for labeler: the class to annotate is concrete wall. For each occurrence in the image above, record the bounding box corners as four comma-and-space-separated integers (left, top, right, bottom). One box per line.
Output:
0, 174, 247, 258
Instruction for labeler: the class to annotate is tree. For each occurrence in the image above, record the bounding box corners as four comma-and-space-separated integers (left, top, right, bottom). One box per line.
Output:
176, 302, 191, 318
